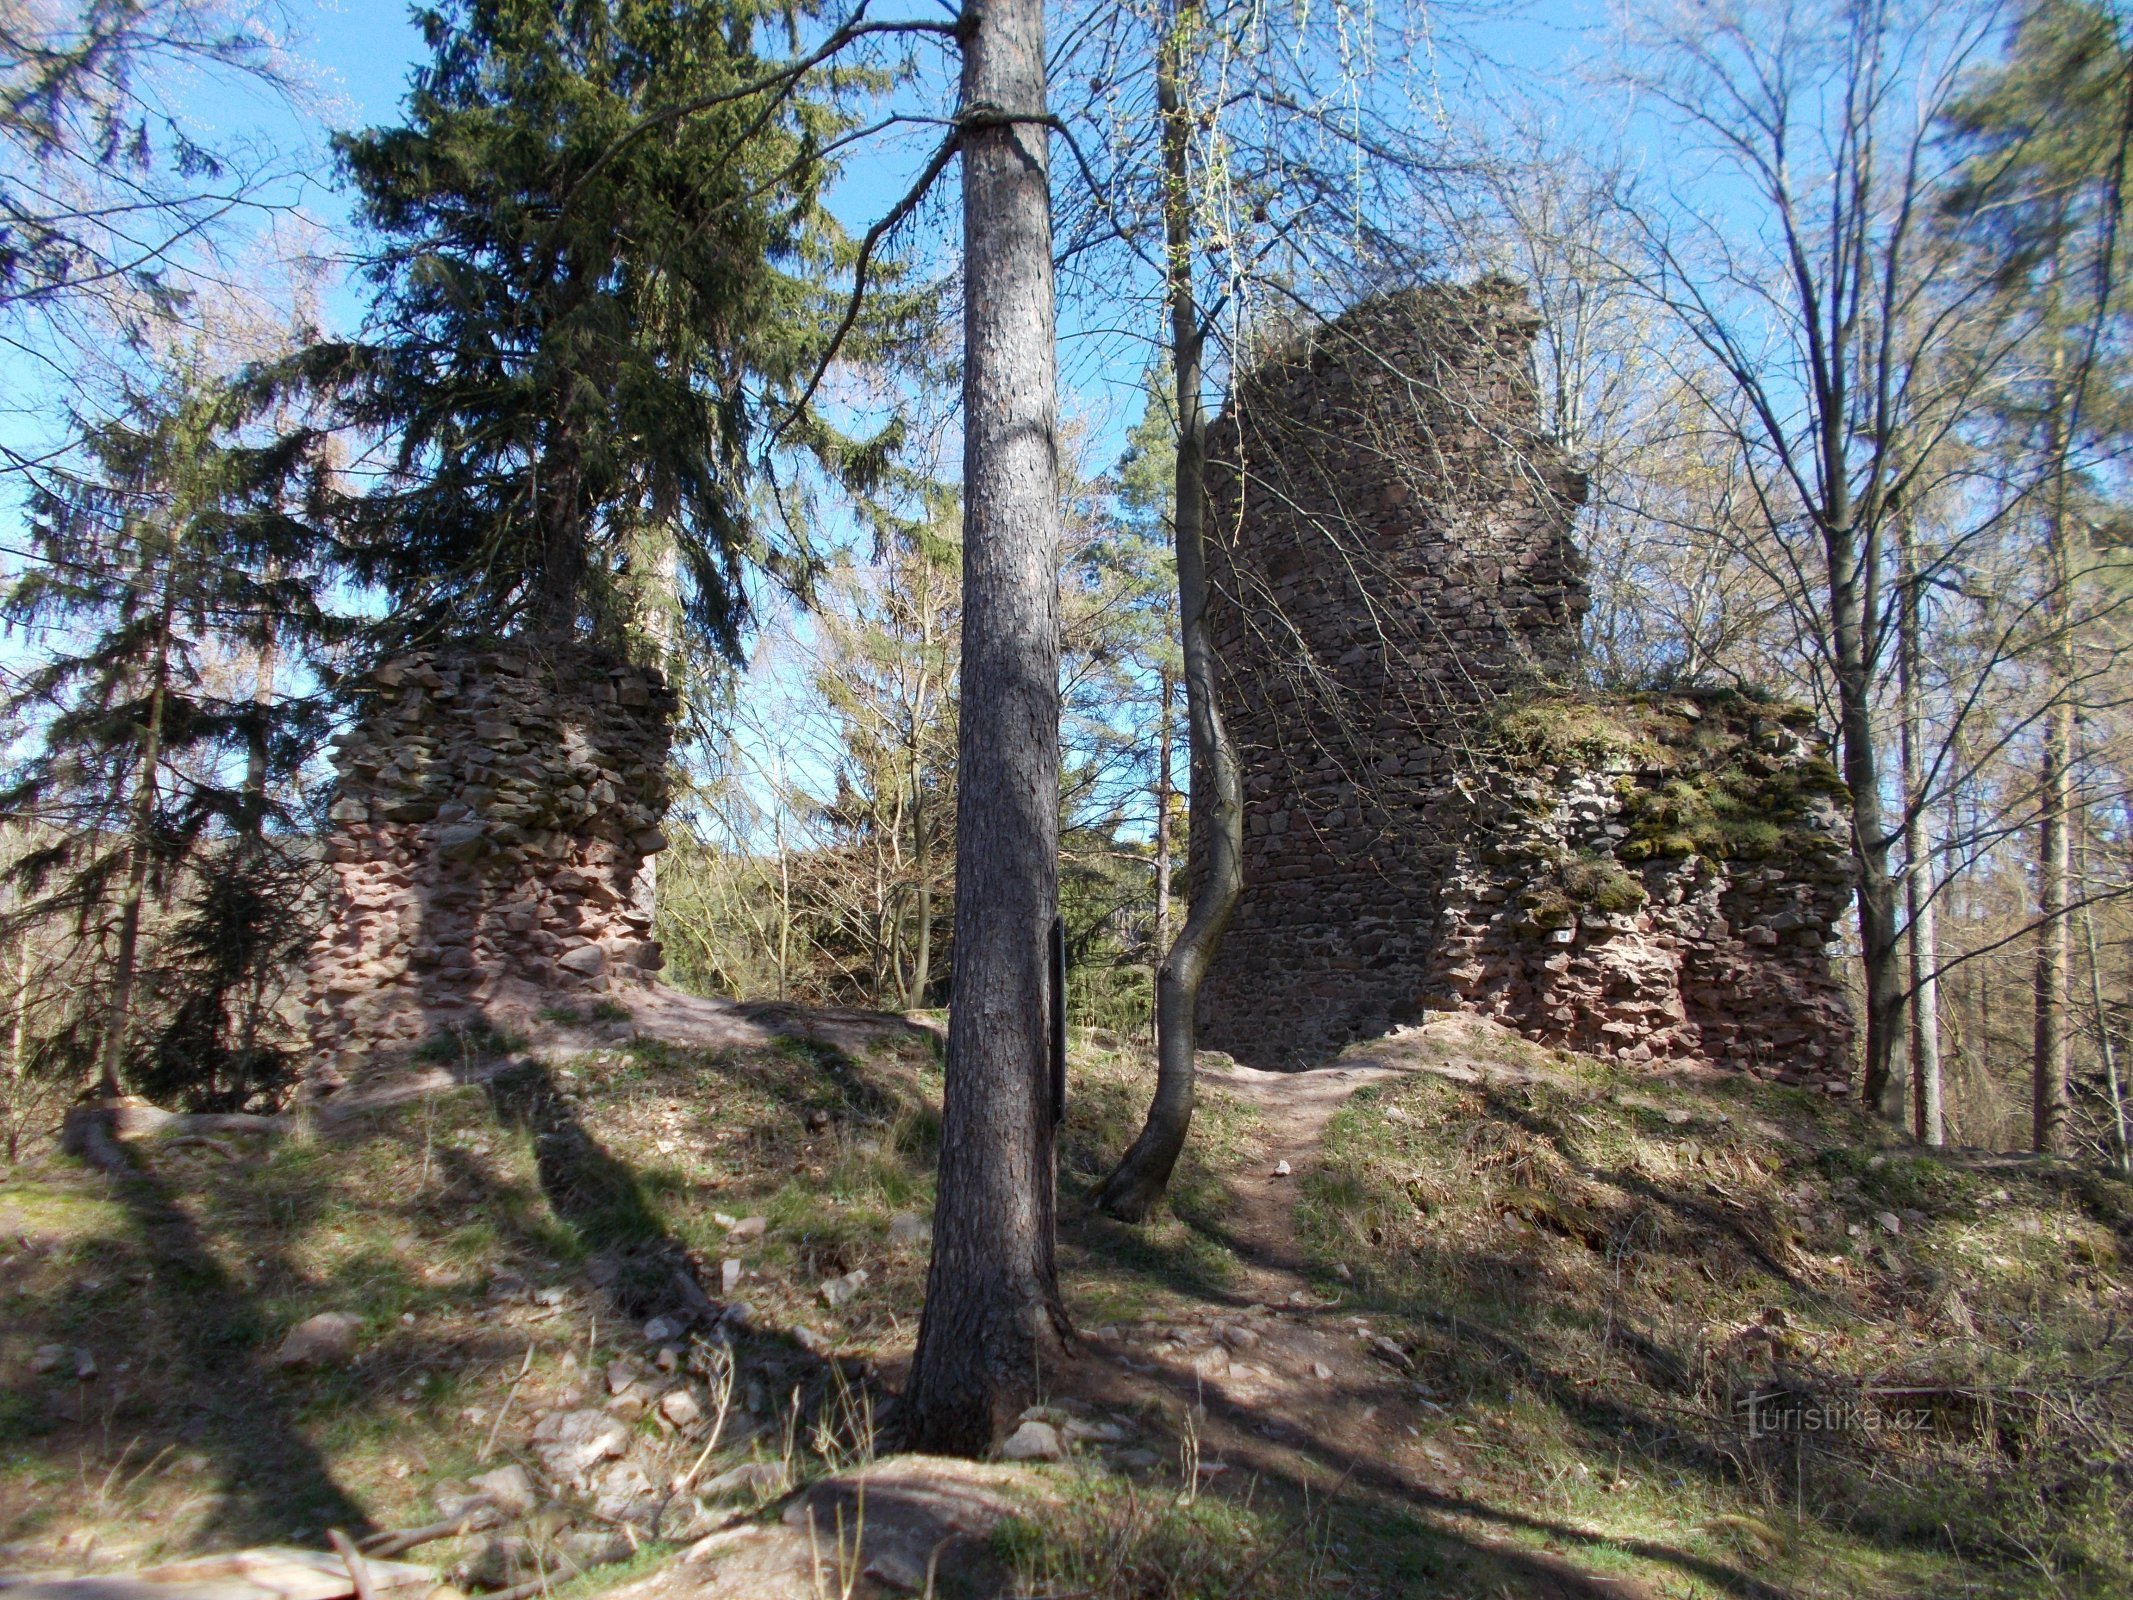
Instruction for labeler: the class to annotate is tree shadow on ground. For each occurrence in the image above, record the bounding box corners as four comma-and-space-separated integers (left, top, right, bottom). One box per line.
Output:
31, 1163, 375, 1546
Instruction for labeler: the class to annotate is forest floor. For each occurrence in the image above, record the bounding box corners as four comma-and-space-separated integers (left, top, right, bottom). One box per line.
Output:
2, 993, 2130, 1599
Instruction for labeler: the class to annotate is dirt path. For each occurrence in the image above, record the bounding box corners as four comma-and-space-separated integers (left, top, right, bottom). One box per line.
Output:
1058, 1048, 1668, 1600
1192, 1055, 1426, 1291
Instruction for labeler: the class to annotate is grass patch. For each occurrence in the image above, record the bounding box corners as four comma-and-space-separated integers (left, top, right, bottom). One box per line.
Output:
1299, 1025, 2133, 1598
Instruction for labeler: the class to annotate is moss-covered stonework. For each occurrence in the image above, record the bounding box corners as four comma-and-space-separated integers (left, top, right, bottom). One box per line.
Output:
1424, 692, 1855, 1085
1193, 282, 1855, 1087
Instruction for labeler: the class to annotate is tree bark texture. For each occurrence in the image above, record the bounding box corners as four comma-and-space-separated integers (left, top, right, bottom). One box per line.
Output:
1151, 666, 1173, 1043
1824, 464, 1903, 1123
1097, 0, 1245, 1222
1897, 525, 1942, 1145
903, 0, 1070, 1454
2034, 698, 2073, 1153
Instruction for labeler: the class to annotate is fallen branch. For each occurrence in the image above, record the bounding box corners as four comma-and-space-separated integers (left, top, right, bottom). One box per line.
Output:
327, 1530, 380, 1600
360, 1511, 501, 1559
481, 1343, 536, 1463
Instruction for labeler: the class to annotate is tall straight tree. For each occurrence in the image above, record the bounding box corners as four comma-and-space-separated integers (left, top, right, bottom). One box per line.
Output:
3, 364, 331, 1111
903, 0, 1071, 1451
1939, 0, 2133, 1152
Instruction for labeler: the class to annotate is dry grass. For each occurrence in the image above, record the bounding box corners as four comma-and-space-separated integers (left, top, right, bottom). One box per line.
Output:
1298, 1024, 2133, 1598
4, 1008, 2130, 1599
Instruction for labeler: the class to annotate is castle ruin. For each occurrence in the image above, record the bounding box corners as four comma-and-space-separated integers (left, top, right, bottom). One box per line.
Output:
1195, 282, 1856, 1089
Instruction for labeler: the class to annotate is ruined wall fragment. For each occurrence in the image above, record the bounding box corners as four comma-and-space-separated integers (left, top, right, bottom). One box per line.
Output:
306, 642, 674, 1083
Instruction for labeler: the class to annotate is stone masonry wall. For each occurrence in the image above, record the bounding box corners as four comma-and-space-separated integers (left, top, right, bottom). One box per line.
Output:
1422, 697, 1856, 1089
1194, 280, 1855, 1085
306, 642, 675, 1082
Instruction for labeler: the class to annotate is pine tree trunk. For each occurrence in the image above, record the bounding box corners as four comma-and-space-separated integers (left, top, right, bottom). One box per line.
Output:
903, 0, 1069, 1454
97, 553, 180, 1098
1097, 0, 1245, 1222
2034, 700, 2073, 1153
2034, 393, 2075, 1155
1151, 667, 1173, 1044
1897, 522, 1942, 1145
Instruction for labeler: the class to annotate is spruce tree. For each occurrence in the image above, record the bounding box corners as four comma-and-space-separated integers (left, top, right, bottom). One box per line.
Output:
276, 0, 895, 652
2, 364, 335, 1109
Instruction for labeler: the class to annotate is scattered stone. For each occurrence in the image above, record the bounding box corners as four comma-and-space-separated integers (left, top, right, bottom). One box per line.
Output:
1112, 1448, 1162, 1470
1369, 1335, 1414, 1371
532, 1286, 566, 1306
1311, 1362, 1335, 1381
29, 1344, 65, 1376
534, 1409, 632, 1479
607, 1358, 640, 1396
792, 1325, 831, 1356
561, 1530, 634, 1569
1876, 1211, 1902, 1236
1188, 1348, 1230, 1380
720, 1258, 743, 1294
274, 1311, 361, 1368
1214, 1323, 1260, 1351
819, 1268, 868, 1309
643, 1314, 685, 1343
659, 1387, 705, 1429
1662, 1107, 1694, 1126
592, 1458, 659, 1523
1273, 1160, 1292, 1177
999, 1421, 1064, 1462
470, 1464, 539, 1517
455, 1537, 533, 1589
430, 1483, 504, 1530
1062, 1417, 1126, 1445
699, 1461, 789, 1501
728, 1216, 768, 1242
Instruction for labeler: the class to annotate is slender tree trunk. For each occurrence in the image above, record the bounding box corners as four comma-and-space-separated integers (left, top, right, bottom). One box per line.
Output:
1827, 493, 1903, 1123
906, 765, 933, 1010
97, 552, 180, 1099
2034, 698, 2073, 1154
1098, 0, 1245, 1221
2077, 823, 2128, 1174
11, 936, 28, 1071
1897, 521, 1942, 1145
2032, 380, 2078, 1155
904, 0, 1069, 1454
243, 614, 277, 838
1150, 666, 1173, 1044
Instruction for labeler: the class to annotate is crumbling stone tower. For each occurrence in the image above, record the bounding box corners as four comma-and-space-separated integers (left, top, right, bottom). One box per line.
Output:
1196, 282, 1855, 1086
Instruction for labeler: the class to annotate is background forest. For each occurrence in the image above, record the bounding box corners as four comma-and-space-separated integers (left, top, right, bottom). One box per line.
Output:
1, 0, 2130, 1171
